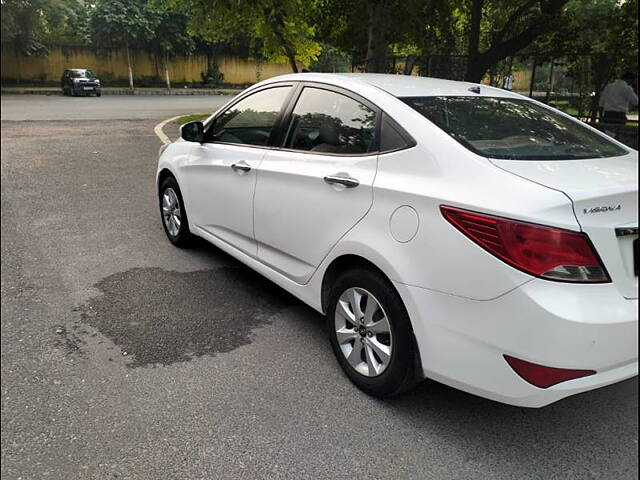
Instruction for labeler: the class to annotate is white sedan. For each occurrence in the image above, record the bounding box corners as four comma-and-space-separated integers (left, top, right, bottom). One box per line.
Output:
157, 73, 638, 407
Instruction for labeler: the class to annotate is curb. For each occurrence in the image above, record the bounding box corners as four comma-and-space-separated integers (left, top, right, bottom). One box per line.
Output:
154, 115, 183, 146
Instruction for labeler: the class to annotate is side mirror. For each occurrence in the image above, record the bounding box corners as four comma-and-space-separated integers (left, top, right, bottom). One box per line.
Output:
180, 121, 204, 142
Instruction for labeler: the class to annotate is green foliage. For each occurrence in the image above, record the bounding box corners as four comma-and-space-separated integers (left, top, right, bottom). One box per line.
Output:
156, 0, 321, 70
540, 0, 638, 79
1, 0, 637, 90
90, 0, 157, 49
201, 61, 225, 86
1, 0, 89, 54
145, 10, 194, 56
309, 44, 351, 72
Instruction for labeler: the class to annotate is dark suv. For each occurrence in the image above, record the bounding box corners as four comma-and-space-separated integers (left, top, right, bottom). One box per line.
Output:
61, 69, 101, 97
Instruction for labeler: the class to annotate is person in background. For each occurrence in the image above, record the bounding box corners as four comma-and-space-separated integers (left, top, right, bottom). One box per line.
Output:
503, 74, 513, 91
599, 72, 638, 124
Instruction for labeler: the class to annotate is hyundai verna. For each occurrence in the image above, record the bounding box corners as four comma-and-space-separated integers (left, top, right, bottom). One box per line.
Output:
156, 73, 638, 407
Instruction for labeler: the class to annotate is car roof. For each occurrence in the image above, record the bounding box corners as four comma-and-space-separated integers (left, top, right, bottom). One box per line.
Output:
260, 72, 520, 99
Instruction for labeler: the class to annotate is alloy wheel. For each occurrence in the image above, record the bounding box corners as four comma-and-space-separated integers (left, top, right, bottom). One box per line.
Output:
334, 287, 393, 377
162, 187, 182, 237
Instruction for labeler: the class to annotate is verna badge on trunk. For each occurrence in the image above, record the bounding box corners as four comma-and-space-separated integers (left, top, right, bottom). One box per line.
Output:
583, 205, 622, 214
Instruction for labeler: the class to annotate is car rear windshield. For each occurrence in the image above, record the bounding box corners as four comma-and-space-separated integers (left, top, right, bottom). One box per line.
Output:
401, 96, 627, 160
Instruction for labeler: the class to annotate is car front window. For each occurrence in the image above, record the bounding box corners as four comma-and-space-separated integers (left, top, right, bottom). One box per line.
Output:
402, 96, 627, 160
208, 86, 292, 147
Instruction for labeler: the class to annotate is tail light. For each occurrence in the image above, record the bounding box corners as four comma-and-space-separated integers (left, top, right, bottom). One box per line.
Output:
440, 206, 610, 283
504, 355, 596, 388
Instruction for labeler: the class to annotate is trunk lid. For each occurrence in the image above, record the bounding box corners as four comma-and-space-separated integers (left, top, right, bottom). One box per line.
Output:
491, 153, 639, 299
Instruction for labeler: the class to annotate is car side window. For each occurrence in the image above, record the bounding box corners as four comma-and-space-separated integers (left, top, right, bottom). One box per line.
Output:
207, 86, 292, 147
379, 113, 414, 152
284, 87, 378, 155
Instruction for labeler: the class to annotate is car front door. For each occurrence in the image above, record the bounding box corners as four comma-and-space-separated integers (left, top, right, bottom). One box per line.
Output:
182, 84, 294, 257
254, 85, 380, 283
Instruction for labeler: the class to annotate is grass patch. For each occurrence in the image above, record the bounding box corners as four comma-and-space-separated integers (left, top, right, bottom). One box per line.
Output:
175, 113, 209, 125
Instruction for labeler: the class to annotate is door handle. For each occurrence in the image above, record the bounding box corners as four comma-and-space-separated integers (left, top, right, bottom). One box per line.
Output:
231, 162, 251, 173
323, 174, 360, 188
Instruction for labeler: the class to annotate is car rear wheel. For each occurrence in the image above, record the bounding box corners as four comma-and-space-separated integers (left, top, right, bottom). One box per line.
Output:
159, 176, 193, 248
327, 267, 420, 397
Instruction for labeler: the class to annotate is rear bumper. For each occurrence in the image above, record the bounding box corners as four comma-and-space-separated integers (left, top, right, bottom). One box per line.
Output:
396, 279, 638, 407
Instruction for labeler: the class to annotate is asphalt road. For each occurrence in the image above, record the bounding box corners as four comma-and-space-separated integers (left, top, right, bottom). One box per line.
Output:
0, 94, 235, 121
1, 95, 638, 480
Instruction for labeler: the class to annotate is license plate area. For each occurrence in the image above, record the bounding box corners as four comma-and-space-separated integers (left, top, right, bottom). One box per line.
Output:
83, 86, 94, 91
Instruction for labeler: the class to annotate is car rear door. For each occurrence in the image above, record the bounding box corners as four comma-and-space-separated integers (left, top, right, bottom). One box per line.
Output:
182, 84, 294, 257
253, 84, 380, 283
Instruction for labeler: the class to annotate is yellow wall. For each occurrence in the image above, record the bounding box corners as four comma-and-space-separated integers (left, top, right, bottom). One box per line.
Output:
1, 45, 293, 84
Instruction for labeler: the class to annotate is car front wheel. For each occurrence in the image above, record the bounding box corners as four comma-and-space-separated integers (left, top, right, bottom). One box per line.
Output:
327, 267, 420, 397
159, 176, 192, 247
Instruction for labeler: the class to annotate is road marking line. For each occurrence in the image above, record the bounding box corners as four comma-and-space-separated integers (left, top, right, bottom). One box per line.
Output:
153, 115, 184, 145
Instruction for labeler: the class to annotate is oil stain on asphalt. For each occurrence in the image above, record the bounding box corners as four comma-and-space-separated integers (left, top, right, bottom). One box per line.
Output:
78, 266, 294, 367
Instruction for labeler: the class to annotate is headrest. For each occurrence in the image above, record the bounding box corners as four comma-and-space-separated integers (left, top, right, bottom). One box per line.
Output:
319, 121, 340, 146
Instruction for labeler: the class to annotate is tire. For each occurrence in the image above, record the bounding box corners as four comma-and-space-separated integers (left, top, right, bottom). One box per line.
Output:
159, 176, 193, 248
327, 267, 420, 397
96, 92, 101, 97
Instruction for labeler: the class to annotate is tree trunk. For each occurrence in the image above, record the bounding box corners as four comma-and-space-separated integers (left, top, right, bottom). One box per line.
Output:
263, 5, 299, 73
365, 0, 388, 73
164, 52, 171, 91
285, 49, 299, 73
125, 42, 134, 91
465, 0, 484, 82
403, 55, 416, 75
528, 59, 537, 97
546, 58, 554, 101
465, 57, 490, 83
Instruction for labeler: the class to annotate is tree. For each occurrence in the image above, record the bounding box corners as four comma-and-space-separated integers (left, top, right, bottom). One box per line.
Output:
90, 0, 158, 90
537, 0, 638, 119
463, 0, 570, 82
313, 0, 419, 73
1, 0, 89, 55
364, 0, 389, 72
145, 11, 195, 90
156, 0, 321, 72
312, 0, 369, 68
315, 0, 572, 78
